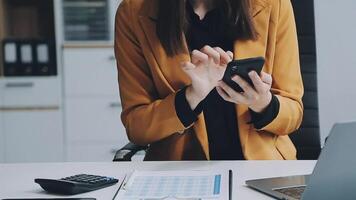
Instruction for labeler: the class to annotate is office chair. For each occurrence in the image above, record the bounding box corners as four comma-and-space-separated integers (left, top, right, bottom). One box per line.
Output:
113, 0, 321, 162
113, 143, 147, 161
289, 0, 321, 160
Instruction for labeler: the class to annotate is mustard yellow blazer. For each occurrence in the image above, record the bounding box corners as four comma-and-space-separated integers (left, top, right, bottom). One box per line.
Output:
115, 0, 304, 160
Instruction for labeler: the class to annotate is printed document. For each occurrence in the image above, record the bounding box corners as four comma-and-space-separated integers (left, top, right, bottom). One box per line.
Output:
114, 170, 230, 200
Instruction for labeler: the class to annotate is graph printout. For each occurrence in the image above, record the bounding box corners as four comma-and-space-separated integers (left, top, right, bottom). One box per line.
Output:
115, 170, 230, 200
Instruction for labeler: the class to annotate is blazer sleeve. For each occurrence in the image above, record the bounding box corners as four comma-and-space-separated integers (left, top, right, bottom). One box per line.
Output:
258, 0, 304, 135
114, 1, 186, 145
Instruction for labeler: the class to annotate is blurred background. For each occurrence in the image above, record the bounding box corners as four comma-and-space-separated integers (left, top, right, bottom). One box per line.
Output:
0, 0, 355, 163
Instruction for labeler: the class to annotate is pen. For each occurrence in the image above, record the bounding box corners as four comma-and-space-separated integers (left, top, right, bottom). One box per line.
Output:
122, 170, 135, 190
111, 174, 127, 200
229, 169, 233, 200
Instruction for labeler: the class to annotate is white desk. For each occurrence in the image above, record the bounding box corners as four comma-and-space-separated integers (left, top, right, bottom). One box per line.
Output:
0, 161, 316, 199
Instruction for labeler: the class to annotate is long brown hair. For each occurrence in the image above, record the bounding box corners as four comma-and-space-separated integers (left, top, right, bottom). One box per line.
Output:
157, 0, 257, 56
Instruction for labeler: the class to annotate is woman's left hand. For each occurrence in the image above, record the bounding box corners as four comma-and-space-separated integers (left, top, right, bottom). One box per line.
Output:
216, 71, 273, 113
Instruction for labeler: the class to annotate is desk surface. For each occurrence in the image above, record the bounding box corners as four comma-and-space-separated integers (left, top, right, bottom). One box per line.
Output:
0, 161, 316, 200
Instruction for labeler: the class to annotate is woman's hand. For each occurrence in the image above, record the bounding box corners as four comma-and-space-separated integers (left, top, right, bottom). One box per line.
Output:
181, 45, 233, 110
216, 71, 273, 113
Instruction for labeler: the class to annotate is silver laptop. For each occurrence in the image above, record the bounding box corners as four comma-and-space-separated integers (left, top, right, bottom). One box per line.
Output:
246, 121, 356, 200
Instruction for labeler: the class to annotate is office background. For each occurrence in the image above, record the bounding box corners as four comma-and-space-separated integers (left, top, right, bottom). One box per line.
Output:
0, 0, 355, 163
314, 0, 356, 145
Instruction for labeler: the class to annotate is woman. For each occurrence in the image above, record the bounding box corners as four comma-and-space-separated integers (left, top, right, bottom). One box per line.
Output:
115, 0, 304, 160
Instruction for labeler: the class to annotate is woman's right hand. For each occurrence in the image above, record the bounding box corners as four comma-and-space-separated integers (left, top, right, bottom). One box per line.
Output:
181, 45, 233, 110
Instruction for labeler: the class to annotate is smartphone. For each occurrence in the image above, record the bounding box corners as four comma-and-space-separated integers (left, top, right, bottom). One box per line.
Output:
222, 57, 265, 92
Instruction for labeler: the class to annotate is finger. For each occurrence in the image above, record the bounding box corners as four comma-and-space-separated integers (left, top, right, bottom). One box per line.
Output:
249, 71, 268, 93
217, 86, 245, 104
216, 86, 234, 103
200, 45, 220, 64
191, 50, 209, 65
218, 81, 249, 104
213, 47, 231, 65
180, 62, 196, 77
260, 72, 273, 85
226, 51, 234, 60
232, 75, 259, 98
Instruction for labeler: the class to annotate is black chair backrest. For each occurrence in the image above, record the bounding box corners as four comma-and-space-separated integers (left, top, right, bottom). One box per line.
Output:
290, 0, 321, 160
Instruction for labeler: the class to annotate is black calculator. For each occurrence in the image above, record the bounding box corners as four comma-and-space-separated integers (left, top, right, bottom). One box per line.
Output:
35, 174, 119, 195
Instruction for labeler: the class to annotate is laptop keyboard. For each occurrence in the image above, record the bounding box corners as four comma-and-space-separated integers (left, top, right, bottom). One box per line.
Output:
273, 186, 306, 200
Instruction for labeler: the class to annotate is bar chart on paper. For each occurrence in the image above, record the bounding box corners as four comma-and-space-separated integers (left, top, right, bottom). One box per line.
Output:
115, 170, 230, 200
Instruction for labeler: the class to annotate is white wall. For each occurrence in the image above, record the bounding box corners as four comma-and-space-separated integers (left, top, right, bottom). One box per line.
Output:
314, 0, 356, 145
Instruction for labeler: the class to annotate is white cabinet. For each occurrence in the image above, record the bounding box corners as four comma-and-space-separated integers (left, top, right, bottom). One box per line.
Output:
2, 110, 64, 163
65, 97, 125, 143
61, 0, 126, 162
0, 77, 61, 107
63, 48, 118, 97
63, 47, 128, 162
0, 77, 64, 163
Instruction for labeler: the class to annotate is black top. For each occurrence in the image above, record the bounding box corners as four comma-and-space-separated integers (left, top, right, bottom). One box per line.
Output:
174, 2, 280, 160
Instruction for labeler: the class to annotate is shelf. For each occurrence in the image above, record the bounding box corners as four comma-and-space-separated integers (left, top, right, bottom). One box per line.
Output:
1, 0, 55, 40
63, 0, 110, 42
0, 0, 57, 77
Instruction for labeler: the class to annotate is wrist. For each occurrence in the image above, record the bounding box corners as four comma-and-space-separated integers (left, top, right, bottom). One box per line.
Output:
250, 92, 273, 113
185, 86, 205, 110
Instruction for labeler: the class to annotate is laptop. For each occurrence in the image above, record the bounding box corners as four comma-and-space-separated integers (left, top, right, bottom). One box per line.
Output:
246, 121, 356, 200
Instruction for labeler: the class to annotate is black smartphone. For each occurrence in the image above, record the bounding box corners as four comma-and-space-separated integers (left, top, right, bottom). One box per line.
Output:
222, 57, 265, 92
